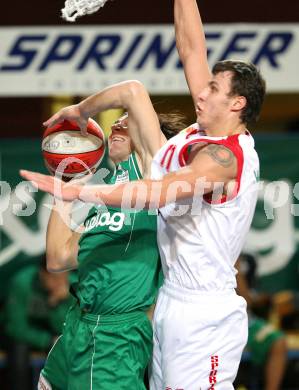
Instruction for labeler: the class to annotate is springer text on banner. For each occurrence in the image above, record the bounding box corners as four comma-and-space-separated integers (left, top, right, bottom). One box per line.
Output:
0, 24, 296, 96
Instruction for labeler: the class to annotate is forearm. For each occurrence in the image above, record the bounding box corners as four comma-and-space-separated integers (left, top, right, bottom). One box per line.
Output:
174, 0, 211, 99
78, 80, 141, 119
79, 169, 209, 209
175, 0, 205, 57
46, 199, 79, 272
79, 180, 160, 209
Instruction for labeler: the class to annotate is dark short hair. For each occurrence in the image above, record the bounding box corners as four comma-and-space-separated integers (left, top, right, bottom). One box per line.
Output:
212, 60, 266, 125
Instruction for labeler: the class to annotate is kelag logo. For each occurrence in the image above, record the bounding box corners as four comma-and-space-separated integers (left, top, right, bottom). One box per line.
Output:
0, 25, 296, 95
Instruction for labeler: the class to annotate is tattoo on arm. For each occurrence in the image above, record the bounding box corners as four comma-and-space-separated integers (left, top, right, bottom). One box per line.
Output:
202, 144, 235, 168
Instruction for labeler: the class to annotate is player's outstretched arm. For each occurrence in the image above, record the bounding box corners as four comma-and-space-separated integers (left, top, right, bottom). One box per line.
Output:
80, 81, 166, 159
20, 144, 236, 209
44, 81, 166, 173
174, 0, 211, 104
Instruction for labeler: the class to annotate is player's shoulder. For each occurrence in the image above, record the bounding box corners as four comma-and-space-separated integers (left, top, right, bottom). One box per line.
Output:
238, 131, 256, 149
129, 151, 144, 179
166, 123, 204, 145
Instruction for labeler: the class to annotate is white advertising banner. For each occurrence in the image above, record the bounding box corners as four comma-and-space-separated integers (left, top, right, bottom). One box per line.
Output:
0, 24, 297, 96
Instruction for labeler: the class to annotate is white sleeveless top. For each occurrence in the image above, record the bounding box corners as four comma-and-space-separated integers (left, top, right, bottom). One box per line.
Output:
151, 123, 260, 291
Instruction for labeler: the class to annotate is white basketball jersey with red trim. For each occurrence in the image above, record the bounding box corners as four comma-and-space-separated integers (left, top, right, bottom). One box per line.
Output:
151, 123, 260, 290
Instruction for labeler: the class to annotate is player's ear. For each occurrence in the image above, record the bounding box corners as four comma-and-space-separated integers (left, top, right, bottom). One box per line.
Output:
231, 96, 247, 112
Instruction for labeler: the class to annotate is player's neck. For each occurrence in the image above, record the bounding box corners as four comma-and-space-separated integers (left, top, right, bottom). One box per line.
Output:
204, 119, 247, 137
111, 153, 131, 165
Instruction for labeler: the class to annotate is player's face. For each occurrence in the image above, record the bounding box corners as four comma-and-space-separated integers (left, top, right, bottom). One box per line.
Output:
108, 114, 132, 163
195, 71, 237, 130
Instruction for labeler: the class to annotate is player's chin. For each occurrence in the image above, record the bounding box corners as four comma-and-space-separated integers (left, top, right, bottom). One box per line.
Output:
108, 148, 116, 161
196, 114, 206, 129
109, 148, 126, 163
196, 115, 202, 127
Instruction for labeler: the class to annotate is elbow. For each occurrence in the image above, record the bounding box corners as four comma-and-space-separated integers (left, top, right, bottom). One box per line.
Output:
46, 259, 64, 273
175, 26, 195, 60
122, 80, 146, 105
127, 80, 145, 94
46, 249, 69, 273
176, 44, 194, 66
175, 40, 188, 60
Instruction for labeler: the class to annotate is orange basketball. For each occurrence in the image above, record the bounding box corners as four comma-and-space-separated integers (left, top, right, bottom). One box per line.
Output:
42, 119, 105, 178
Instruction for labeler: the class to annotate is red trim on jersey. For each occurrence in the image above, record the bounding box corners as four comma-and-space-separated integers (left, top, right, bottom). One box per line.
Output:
178, 137, 207, 167
186, 127, 199, 139
178, 134, 244, 204
160, 144, 176, 171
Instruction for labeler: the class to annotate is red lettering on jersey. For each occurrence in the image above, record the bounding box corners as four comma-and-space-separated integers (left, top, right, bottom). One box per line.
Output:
160, 144, 176, 171
208, 355, 219, 389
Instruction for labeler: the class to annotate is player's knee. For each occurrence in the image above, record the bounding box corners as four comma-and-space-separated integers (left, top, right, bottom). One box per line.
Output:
38, 373, 52, 390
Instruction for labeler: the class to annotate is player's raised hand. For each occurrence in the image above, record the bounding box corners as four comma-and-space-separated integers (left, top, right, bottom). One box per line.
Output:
43, 104, 89, 136
20, 170, 82, 201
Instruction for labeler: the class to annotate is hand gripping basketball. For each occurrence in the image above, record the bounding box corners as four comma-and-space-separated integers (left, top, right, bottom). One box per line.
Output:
42, 119, 105, 178
61, 0, 110, 22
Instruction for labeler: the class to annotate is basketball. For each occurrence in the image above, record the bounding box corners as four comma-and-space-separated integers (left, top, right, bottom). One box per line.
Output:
42, 119, 105, 178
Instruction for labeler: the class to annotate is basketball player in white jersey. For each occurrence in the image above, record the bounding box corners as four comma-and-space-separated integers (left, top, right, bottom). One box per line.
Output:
20, 1, 266, 388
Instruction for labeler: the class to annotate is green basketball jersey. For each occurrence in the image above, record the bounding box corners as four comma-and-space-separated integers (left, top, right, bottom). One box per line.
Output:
73, 153, 161, 315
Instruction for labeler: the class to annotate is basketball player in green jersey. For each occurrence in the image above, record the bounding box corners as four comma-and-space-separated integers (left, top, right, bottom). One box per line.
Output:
38, 112, 185, 390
